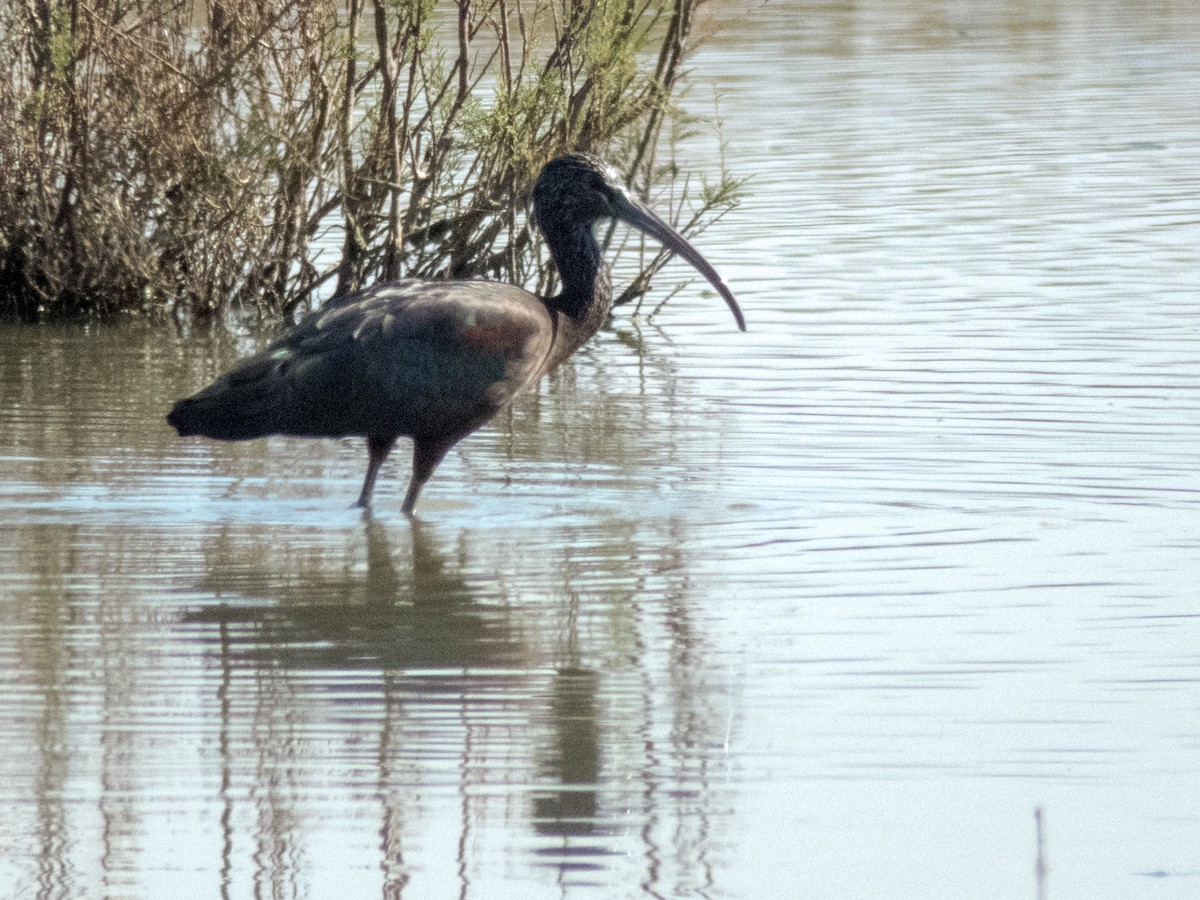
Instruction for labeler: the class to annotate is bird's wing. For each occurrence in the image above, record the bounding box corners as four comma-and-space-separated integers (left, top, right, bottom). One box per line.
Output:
262, 279, 554, 439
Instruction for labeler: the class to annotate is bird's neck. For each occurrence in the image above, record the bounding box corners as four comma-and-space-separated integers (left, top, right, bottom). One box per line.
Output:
545, 267, 612, 372
542, 219, 613, 372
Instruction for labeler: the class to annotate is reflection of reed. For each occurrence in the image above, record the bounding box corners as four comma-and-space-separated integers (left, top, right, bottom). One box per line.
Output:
532, 665, 603, 867
0, 314, 724, 893
8, 322, 729, 895
25, 524, 73, 900
629, 515, 722, 897
495, 317, 705, 483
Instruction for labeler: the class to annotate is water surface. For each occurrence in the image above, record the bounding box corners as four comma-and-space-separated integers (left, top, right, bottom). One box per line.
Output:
2, 1, 1200, 897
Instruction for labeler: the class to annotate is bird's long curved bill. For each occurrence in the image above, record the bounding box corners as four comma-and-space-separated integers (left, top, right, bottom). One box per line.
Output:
615, 196, 746, 332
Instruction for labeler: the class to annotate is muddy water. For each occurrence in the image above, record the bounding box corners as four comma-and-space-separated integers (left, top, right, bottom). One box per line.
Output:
2, 1, 1199, 897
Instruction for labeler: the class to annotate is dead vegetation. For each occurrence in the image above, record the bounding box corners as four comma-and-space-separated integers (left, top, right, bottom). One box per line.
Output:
0, 0, 739, 321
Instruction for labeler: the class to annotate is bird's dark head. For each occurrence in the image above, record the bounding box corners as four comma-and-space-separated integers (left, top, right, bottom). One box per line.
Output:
533, 154, 746, 331
533, 155, 631, 228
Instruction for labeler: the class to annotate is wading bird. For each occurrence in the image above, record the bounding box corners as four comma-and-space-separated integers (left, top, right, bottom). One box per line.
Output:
168, 154, 745, 514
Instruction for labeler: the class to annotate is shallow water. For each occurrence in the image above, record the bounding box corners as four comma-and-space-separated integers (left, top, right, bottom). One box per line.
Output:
3, 1, 1200, 897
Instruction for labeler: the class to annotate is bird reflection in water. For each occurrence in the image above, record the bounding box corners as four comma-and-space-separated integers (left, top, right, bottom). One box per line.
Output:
189, 516, 514, 670
186, 516, 607, 888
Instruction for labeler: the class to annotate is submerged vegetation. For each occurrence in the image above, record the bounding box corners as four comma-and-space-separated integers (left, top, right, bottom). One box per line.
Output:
0, 0, 739, 321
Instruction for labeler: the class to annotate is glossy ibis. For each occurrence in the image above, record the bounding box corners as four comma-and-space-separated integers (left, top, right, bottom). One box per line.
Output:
167, 154, 745, 514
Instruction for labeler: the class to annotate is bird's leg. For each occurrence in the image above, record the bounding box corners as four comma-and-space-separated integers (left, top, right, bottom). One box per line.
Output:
401, 437, 455, 516
356, 435, 397, 508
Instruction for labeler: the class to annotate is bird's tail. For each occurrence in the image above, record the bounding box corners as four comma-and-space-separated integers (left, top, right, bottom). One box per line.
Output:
167, 351, 287, 440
